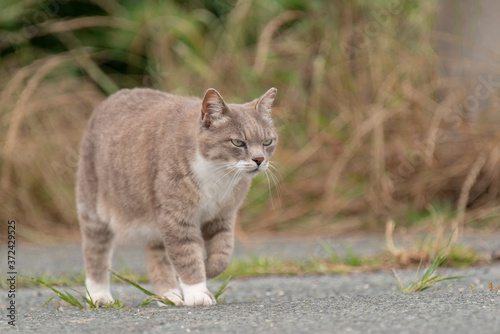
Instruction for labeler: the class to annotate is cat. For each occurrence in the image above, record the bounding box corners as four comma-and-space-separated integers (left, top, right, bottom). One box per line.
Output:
76, 87, 278, 306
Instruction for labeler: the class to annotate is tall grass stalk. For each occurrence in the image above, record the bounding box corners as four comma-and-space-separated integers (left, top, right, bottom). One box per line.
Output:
2, 0, 500, 239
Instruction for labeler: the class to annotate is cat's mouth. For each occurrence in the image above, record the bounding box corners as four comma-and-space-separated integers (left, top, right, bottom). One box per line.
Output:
248, 165, 267, 175
239, 166, 261, 176
235, 160, 265, 175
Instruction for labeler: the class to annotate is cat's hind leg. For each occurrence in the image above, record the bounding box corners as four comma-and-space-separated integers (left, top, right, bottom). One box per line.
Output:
77, 135, 115, 306
79, 206, 115, 306
145, 242, 184, 306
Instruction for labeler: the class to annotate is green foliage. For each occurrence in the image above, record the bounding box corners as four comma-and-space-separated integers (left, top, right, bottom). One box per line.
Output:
443, 245, 483, 269
109, 270, 232, 305
345, 248, 364, 267
21, 275, 123, 310
23, 275, 85, 309
404, 201, 455, 227
214, 276, 232, 303
221, 255, 290, 278
319, 241, 341, 264
8, 272, 86, 289
109, 270, 175, 306
394, 233, 468, 293
7, 270, 150, 289
220, 249, 385, 279
5, 0, 490, 239
21, 270, 232, 308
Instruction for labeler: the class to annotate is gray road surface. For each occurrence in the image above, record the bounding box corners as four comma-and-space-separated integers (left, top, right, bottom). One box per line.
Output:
1, 235, 500, 333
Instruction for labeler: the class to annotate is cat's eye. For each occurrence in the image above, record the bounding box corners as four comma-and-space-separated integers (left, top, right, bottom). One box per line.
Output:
263, 139, 273, 146
231, 139, 246, 147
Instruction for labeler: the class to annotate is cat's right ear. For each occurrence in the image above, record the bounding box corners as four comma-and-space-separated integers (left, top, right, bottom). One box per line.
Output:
255, 87, 277, 114
201, 88, 228, 128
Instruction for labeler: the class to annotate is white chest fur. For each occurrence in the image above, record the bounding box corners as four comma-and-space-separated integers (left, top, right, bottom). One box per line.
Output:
190, 153, 242, 225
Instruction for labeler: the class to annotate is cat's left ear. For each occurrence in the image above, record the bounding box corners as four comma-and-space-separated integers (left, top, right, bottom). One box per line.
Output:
255, 87, 277, 113
201, 88, 229, 128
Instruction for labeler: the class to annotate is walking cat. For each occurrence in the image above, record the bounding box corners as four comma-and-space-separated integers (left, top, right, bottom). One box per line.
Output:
76, 87, 278, 306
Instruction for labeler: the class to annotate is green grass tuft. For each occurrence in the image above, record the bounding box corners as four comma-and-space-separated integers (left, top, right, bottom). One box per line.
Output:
24, 275, 134, 310
443, 244, 483, 268
345, 248, 364, 267
214, 276, 232, 303
393, 233, 468, 293
319, 241, 341, 264
109, 270, 175, 306
23, 275, 88, 310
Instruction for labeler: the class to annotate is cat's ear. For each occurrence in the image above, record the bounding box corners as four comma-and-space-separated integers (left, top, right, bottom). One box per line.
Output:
255, 87, 277, 113
201, 88, 228, 128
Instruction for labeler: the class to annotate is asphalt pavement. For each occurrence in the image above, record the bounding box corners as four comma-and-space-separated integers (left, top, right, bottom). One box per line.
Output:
1, 235, 500, 333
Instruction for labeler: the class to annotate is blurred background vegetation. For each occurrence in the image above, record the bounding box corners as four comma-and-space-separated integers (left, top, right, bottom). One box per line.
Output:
1, 0, 500, 243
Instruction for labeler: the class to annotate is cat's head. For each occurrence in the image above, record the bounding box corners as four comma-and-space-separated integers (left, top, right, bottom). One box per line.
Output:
197, 88, 278, 176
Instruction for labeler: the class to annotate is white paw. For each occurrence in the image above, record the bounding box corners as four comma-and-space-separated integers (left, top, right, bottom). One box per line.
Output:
86, 278, 114, 307
180, 281, 216, 306
91, 292, 115, 306
158, 289, 184, 306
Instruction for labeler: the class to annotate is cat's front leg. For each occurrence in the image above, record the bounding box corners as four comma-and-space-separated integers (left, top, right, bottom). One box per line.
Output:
158, 212, 216, 306
201, 215, 235, 279
144, 242, 184, 306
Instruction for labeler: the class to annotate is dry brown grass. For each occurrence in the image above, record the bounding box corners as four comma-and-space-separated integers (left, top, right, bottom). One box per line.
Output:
1, 0, 500, 242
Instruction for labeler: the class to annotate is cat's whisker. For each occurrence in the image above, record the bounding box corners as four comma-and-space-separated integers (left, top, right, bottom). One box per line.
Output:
197, 164, 234, 187
267, 169, 282, 207
268, 161, 281, 171
208, 164, 232, 173
205, 168, 237, 191
267, 165, 282, 187
268, 172, 283, 199
207, 163, 234, 175
273, 179, 283, 205
197, 163, 229, 175
199, 167, 229, 182
268, 162, 284, 180
264, 168, 282, 205
264, 170, 276, 210
267, 163, 283, 195
269, 160, 282, 167
208, 165, 233, 178
221, 169, 242, 201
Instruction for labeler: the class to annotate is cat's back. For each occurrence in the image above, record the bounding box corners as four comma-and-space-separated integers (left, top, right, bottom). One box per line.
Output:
82, 87, 201, 174
88, 88, 198, 132
82, 88, 200, 166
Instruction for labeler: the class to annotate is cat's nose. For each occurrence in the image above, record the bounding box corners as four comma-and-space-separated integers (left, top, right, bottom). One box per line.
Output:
252, 157, 264, 166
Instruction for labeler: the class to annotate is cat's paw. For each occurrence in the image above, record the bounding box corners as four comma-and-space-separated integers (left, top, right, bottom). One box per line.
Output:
86, 278, 114, 307
205, 255, 231, 279
180, 281, 216, 306
158, 289, 184, 306
91, 292, 115, 307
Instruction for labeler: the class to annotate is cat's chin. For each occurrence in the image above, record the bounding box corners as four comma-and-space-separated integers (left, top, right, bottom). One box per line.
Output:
248, 168, 264, 177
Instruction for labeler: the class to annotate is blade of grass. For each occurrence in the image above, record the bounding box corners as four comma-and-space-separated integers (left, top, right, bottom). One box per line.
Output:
319, 241, 341, 263
22, 275, 85, 309
63, 289, 83, 307
109, 270, 175, 306
75, 287, 99, 310
41, 296, 57, 308
214, 276, 231, 302
109, 270, 155, 296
